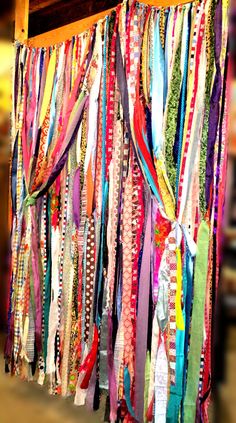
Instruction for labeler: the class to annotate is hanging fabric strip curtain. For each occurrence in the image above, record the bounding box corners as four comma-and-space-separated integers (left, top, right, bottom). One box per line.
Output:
6, 0, 229, 421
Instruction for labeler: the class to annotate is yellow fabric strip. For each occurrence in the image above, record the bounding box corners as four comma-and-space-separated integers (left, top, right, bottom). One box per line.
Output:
175, 246, 184, 330
39, 48, 57, 128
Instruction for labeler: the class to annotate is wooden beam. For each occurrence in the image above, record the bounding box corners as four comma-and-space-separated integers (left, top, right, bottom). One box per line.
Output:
28, 0, 190, 38
28, 0, 194, 47
15, 0, 29, 42
28, 0, 120, 37
141, 0, 191, 3
29, 0, 62, 13
28, 6, 116, 47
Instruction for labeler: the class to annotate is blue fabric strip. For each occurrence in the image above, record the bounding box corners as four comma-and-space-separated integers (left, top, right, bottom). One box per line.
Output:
181, 247, 194, 422
152, 12, 164, 158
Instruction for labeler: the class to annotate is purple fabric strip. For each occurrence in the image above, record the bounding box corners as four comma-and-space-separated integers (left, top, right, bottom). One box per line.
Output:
37, 95, 88, 198
205, 0, 222, 208
135, 196, 152, 422
86, 359, 97, 410
116, 33, 132, 138
31, 205, 42, 353
107, 311, 117, 422
73, 167, 80, 229
4, 305, 14, 360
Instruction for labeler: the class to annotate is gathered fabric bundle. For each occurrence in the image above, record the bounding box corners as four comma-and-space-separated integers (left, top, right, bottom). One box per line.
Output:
6, 0, 229, 421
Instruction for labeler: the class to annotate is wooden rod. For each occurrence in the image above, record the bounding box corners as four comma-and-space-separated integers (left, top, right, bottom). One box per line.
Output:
28, 0, 194, 47
139, 0, 192, 4
28, 6, 116, 47
15, 0, 29, 42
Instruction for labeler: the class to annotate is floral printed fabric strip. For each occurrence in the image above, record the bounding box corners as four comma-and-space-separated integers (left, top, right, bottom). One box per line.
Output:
6, 0, 228, 422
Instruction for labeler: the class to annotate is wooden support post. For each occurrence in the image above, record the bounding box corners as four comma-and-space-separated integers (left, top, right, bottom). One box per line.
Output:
15, 0, 29, 43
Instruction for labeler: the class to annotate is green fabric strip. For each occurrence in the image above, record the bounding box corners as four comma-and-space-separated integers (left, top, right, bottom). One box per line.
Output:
183, 220, 210, 422
199, 0, 216, 215
143, 351, 151, 423
165, 32, 182, 195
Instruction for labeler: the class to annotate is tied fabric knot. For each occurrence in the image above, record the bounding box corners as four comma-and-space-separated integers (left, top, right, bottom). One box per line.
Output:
24, 193, 37, 208
174, 220, 197, 257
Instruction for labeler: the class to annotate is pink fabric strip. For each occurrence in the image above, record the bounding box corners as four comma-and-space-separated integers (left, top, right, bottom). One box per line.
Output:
134, 196, 151, 422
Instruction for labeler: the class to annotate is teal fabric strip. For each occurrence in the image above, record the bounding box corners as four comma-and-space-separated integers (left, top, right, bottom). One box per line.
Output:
183, 221, 210, 422
181, 247, 194, 422
124, 366, 136, 419
167, 329, 185, 422
152, 11, 164, 158
43, 196, 51, 368
95, 181, 108, 326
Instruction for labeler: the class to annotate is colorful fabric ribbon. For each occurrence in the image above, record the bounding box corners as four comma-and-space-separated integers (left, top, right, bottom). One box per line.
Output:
6, 0, 229, 422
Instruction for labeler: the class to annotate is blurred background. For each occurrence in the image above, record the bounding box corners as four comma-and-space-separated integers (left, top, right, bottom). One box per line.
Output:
0, 1, 236, 422
0, 2, 13, 333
